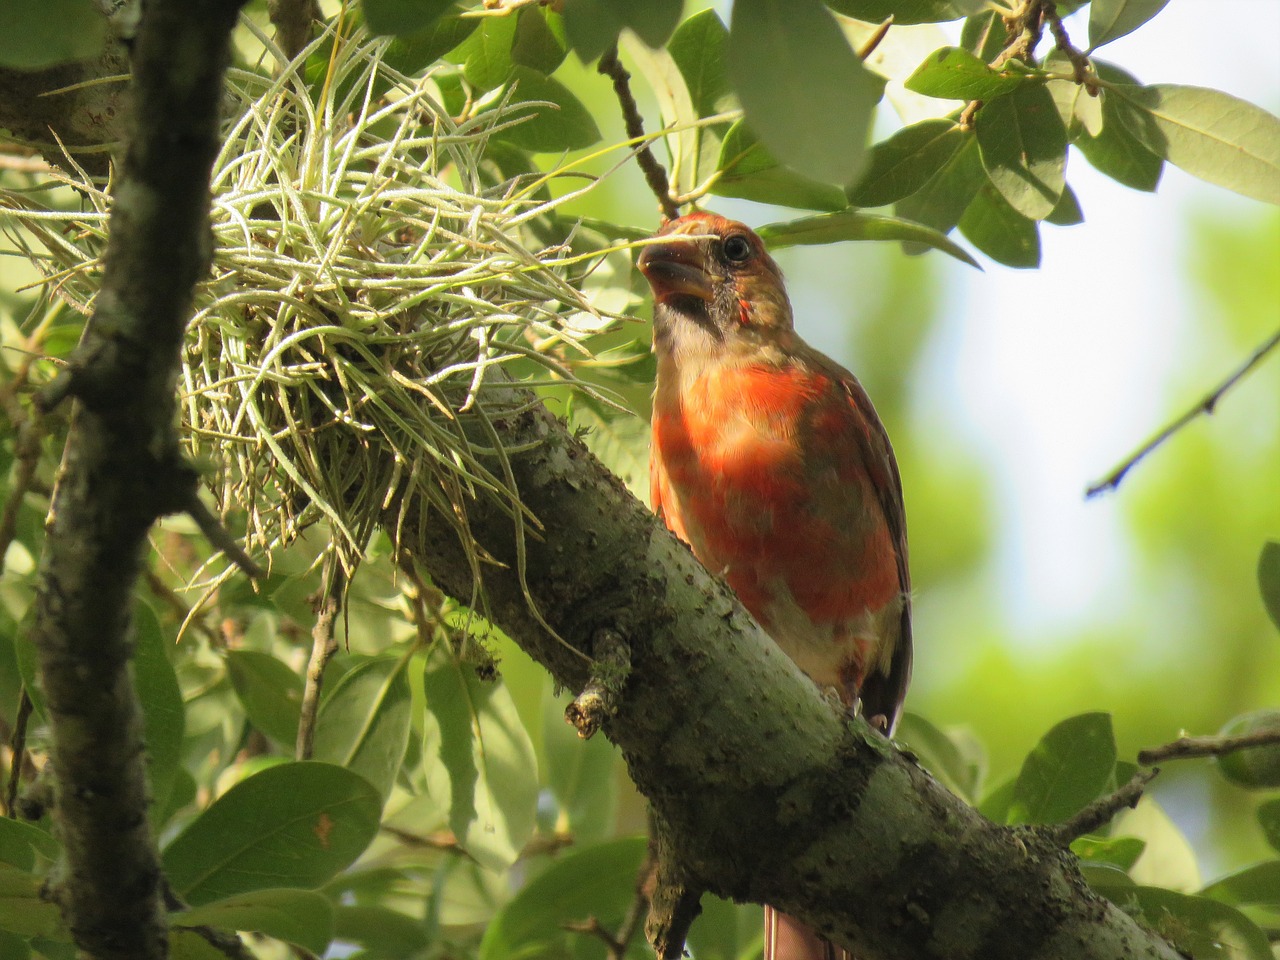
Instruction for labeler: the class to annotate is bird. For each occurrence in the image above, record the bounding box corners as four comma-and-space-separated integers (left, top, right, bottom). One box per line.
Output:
639, 211, 912, 960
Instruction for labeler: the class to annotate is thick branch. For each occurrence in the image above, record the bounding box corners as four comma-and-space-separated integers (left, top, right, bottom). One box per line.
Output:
26, 2, 248, 958
402, 391, 1181, 960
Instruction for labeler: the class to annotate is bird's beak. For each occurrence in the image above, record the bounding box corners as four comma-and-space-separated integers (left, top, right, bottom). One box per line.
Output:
637, 239, 714, 303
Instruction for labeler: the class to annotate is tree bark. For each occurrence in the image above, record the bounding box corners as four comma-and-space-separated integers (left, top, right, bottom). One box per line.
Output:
406, 392, 1179, 960
26, 2, 246, 957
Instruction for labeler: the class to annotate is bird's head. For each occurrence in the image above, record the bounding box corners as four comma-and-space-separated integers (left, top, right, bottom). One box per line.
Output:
637, 213, 794, 359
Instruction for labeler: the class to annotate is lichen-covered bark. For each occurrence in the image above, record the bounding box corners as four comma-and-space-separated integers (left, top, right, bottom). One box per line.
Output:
411, 395, 1179, 960
26, 3, 246, 957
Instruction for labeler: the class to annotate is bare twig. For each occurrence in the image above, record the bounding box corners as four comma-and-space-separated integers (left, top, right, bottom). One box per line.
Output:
267, 0, 320, 62
186, 495, 263, 579
1139, 728, 1280, 766
4, 690, 33, 818
295, 555, 345, 760
1087, 325, 1280, 497
1041, 1, 1097, 92
564, 628, 631, 739
380, 824, 474, 860
597, 43, 679, 221
0, 400, 44, 570
1047, 768, 1158, 845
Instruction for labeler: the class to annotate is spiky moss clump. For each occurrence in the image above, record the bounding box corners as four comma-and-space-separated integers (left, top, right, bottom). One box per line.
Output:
2, 25, 627, 585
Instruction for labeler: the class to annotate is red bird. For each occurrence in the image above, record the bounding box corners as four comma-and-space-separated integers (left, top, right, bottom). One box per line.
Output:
639, 212, 912, 960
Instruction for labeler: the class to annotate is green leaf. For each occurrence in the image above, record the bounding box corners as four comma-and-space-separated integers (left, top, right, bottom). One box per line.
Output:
848, 119, 966, 207
384, 13, 480, 76
0, 931, 29, 960
1071, 836, 1146, 871
977, 84, 1067, 220
313, 655, 413, 802
1109, 84, 1280, 206
958, 182, 1041, 269
1088, 0, 1171, 51
132, 602, 185, 817
759, 210, 979, 268
1203, 862, 1280, 909
0, 819, 57, 873
511, 6, 567, 74
496, 67, 602, 152
1259, 799, 1280, 854
451, 12, 517, 91
668, 9, 732, 119
0, 0, 106, 70
422, 648, 538, 872
1258, 542, 1280, 632
1046, 183, 1084, 225
162, 762, 381, 906
896, 132, 985, 238
1105, 887, 1271, 960
1045, 50, 1103, 141
225, 649, 302, 749
1008, 712, 1116, 824
905, 47, 1029, 102
561, 0, 624, 62
333, 905, 431, 957
479, 837, 648, 960
961, 10, 1006, 63
0, 865, 65, 939
823, 0, 982, 24
713, 121, 849, 212
361, 0, 454, 36
621, 33, 704, 196
978, 775, 1015, 823
895, 712, 985, 801
619, 0, 683, 49
728, 0, 881, 185
172, 889, 334, 954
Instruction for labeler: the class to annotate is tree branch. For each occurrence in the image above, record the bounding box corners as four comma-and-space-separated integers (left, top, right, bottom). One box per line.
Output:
1139, 729, 1280, 766
597, 43, 679, 221
296, 555, 344, 760
25, 2, 248, 957
267, 0, 320, 63
1047, 768, 1159, 845
1087, 325, 1280, 497
398, 388, 1182, 960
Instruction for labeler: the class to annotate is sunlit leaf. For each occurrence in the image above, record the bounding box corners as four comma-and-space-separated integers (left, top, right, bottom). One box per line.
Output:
1045, 49, 1103, 140
384, 13, 480, 76
313, 655, 413, 802
758, 210, 979, 267
511, 6, 567, 74
333, 905, 431, 957
0, 819, 57, 873
542, 685, 618, 843
1088, 0, 1171, 51
905, 46, 1029, 102
977, 84, 1067, 220
728, 0, 881, 185
422, 648, 538, 872
848, 119, 966, 207
452, 12, 517, 91
1203, 861, 1280, 910
162, 762, 381, 906
478, 837, 648, 960
1008, 712, 1116, 824
172, 889, 334, 954
0, 865, 66, 939
668, 8, 732, 118
1109, 84, 1280, 206
958, 183, 1041, 269
895, 712, 985, 801
896, 132, 984, 240
1072, 836, 1146, 871
561, 0, 623, 62
1258, 542, 1280, 632
960, 10, 1005, 63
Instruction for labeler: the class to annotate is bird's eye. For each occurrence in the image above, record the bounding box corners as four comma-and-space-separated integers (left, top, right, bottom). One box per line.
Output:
722, 234, 752, 263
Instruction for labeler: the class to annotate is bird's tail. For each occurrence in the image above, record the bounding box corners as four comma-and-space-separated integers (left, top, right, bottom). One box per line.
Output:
763, 906, 853, 960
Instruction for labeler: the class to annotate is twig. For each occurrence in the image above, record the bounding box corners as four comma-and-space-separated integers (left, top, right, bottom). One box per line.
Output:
596, 43, 679, 221
563, 917, 630, 960
1041, 1, 1097, 93
1138, 729, 1280, 766
180, 925, 258, 960
1047, 768, 1158, 845
380, 824, 474, 859
1087, 325, 1280, 498
563, 826, 653, 959
856, 17, 894, 61
186, 495, 263, 580
564, 628, 631, 740
0, 401, 44, 570
4, 690, 33, 818
295, 555, 344, 760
